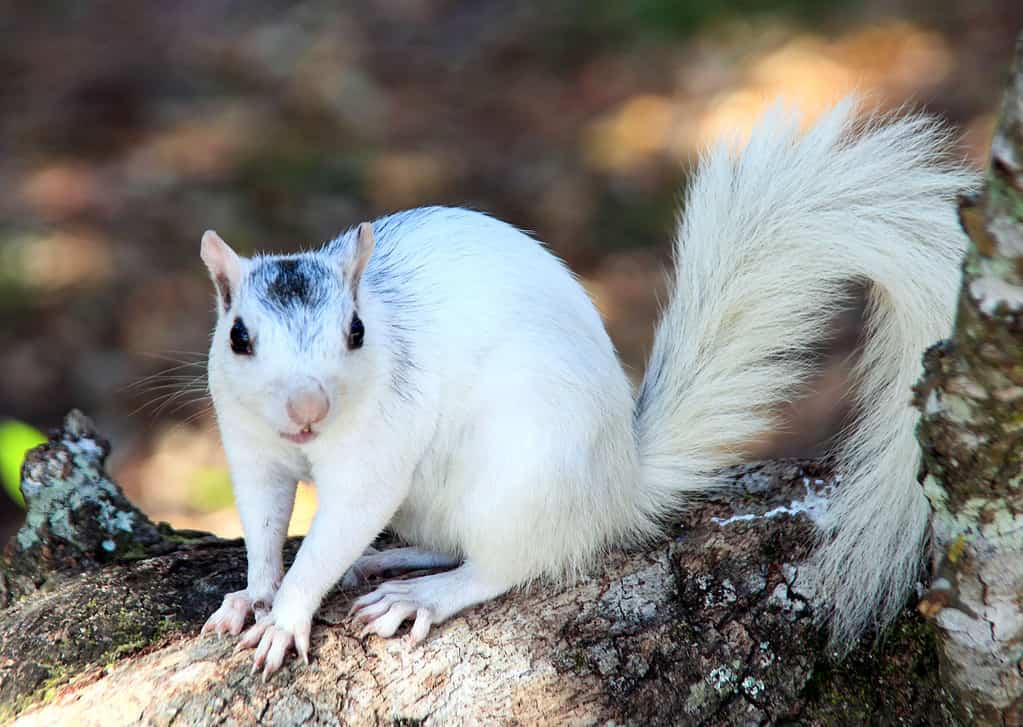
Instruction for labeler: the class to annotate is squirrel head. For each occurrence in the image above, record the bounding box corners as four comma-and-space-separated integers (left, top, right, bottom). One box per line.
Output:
200, 223, 376, 444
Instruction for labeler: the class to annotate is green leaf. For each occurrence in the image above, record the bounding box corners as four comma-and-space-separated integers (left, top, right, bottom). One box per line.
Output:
0, 420, 47, 508
186, 467, 235, 513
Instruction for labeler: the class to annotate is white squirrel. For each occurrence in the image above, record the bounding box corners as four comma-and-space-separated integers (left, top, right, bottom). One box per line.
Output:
198, 98, 976, 677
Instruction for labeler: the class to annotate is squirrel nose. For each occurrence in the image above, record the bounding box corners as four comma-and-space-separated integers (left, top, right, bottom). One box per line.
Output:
286, 385, 329, 427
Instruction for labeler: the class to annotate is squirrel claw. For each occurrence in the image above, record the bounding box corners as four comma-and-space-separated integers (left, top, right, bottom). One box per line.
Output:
351, 585, 435, 642
238, 614, 311, 678
203, 590, 256, 637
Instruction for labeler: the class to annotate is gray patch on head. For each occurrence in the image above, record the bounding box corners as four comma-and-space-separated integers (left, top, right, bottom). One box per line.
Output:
248, 255, 338, 348
252, 257, 332, 311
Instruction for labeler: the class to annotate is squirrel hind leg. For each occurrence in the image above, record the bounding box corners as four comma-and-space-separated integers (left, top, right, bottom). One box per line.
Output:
348, 561, 513, 644
341, 546, 461, 589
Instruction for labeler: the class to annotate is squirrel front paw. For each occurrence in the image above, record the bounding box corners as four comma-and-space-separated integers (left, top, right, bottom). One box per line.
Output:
201, 589, 274, 636
236, 610, 311, 680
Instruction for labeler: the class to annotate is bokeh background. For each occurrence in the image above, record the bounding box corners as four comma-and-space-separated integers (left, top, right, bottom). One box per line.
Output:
1, 0, 1020, 543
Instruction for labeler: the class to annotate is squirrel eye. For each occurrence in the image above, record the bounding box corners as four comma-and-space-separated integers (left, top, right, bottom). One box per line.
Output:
230, 318, 253, 356
348, 313, 364, 350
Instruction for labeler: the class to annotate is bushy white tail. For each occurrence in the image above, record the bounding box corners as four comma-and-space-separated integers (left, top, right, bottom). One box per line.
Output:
635, 98, 977, 643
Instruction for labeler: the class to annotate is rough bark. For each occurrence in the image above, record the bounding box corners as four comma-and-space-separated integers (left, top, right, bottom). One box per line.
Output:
0, 411, 952, 725
914, 31, 1023, 727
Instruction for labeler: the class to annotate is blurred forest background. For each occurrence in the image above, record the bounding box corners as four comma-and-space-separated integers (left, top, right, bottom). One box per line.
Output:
1, 0, 1020, 543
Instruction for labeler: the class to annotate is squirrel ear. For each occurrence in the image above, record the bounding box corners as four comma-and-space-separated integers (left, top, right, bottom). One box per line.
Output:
200, 230, 243, 313
343, 222, 375, 293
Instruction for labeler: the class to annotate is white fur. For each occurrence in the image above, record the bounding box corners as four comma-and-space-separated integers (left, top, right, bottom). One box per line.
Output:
202, 99, 976, 670
637, 98, 976, 644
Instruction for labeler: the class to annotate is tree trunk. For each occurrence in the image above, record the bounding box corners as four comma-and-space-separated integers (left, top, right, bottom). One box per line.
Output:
915, 30, 1023, 727
1, 411, 951, 725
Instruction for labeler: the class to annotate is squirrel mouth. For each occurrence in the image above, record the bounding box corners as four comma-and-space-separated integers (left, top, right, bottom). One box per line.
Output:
281, 426, 318, 444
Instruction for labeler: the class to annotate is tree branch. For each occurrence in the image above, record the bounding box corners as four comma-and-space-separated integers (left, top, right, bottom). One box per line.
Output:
2, 412, 949, 725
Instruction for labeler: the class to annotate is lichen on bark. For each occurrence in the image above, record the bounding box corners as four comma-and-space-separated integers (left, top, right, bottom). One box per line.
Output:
1, 410, 166, 607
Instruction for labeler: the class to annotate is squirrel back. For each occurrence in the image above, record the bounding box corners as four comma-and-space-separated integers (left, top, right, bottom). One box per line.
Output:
635, 98, 977, 644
